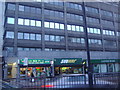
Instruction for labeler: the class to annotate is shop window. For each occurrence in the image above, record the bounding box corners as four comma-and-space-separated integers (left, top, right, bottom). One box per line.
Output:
93, 64, 99, 73
8, 3, 15, 10
18, 32, 23, 39
6, 31, 14, 39
19, 5, 24, 11
107, 64, 114, 72
7, 17, 15, 24
18, 18, 24, 25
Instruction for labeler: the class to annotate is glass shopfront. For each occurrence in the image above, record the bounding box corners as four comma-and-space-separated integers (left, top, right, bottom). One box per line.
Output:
54, 58, 84, 75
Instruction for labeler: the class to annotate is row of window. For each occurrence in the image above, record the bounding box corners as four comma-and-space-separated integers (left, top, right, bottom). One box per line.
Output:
117, 32, 120, 36
85, 6, 99, 14
86, 17, 100, 24
101, 9, 113, 17
45, 0, 64, 6
87, 28, 101, 34
44, 9, 64, 18
66, 13, 83, 21
19, 5, 41, 14
7, 3, 118, 18
45, 35, 64, 42
67, 25, 84, 32
44, 21, 64, 29
103, 30, 115, 36
18, 18, 41, 27
66, 2, 82, 10
18, 32, 41, 40
101, 20, 114, 26
69, 37, 85, 44
88, 39, 102, 45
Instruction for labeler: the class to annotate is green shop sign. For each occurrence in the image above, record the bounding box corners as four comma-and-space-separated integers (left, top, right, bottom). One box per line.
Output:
90, 59, 120, 64
19, 59, 51, 65
54, 58, 82, 66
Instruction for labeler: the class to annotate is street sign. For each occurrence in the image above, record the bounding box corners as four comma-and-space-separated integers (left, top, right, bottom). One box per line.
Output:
24, 57, 28, 66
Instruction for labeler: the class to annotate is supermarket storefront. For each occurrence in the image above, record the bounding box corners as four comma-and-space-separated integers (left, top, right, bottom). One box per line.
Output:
19, 59, 52, 77
54, 58, 85, 75
91, 59, 120, 73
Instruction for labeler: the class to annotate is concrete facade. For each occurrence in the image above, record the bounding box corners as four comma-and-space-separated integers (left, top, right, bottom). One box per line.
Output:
0, 1, 5, 79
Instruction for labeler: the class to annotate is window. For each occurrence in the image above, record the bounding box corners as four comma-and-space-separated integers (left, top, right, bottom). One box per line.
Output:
103, 30, 115, 36
81, 38, 85, 43
18, 18, 24, 25
45, 35, 49, 41
24, 33, 29, 39
31, 7, 36, 13
7, 17, 15, 24
80, 27, 84, 32
25, 6, 30, 12
50, 22, 54, 28
18, 47, 23, 51
8, 3, 15, 10
6, 47, 13, 52
19, 5, 24, 11
24, 48, 29, 51
36, 8, 41, 14
24, 19, 30, 26
36, 34, 41, 40
86, 6, 99, 13
67, 25, 71, 30
56, 36, 60, 42
18, 32, 23, 39
60, 24, 64, 29
50, 35, 55, 41
44, 22, 49, 28
6, 31, 14, 39
55, 23, 59, 29
76, 26, 80, 31
30, 34, 35, 40
72, 25, 75, 31
36, 21, 41, 27
30, 20, 35, 26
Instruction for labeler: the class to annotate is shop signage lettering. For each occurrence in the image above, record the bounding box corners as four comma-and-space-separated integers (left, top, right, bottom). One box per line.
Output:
101, 60, 115, 63
61, 59, 77, 63
20, 59, 51, 65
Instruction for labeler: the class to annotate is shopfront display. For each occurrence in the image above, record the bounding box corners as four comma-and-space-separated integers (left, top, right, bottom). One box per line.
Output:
19, 59, 52, 77
54, 58, 84, 75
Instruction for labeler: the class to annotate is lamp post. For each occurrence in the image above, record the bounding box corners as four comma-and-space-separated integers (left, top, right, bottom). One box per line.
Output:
82, 1, 93, 88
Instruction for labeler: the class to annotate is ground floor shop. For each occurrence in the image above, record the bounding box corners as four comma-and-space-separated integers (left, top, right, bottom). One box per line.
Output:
6, 58, 120, 78
54, 58, 85, 75
91, 59, 120, 73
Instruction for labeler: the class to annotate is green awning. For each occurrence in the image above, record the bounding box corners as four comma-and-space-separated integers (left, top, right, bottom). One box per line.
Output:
19, 59, 51, 65
54, 58, 83, 67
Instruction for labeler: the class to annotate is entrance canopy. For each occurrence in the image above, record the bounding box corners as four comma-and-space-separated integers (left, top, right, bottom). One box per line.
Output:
54, 58, 83, 67
19, 59, 51, 67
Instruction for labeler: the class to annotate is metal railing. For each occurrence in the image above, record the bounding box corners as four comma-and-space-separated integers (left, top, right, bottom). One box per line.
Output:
2, 73, 120, 88
2, 74, 86, 88
93, 72, 120, 88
